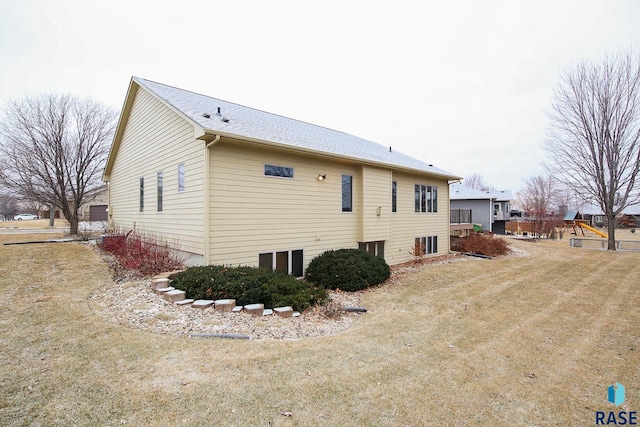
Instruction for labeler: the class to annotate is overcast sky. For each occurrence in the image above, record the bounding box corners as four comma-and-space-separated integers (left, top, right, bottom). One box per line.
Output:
1, 0, 639, 192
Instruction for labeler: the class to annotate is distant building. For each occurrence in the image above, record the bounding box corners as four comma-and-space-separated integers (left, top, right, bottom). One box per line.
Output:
450, 183, 513, 233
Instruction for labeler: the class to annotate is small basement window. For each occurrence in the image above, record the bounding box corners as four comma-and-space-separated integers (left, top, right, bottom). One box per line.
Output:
259, 249, 304, 277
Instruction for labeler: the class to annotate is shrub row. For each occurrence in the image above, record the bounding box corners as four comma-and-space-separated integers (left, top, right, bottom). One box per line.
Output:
169, 266, 327, 312
99, 230, 185, 276
451, 232, 511, 257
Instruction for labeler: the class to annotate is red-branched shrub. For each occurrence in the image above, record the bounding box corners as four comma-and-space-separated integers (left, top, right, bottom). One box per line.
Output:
99, 230, 185, 276
451, 232, 511, 257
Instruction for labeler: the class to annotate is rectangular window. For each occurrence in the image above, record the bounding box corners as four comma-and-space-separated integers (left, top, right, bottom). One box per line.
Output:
392, 181, 397, 213
157, 171, 163, 212
414, 236, 438, 255
415, 184, 438, 213
358, 241, 385, 258
178, 163, 185, 192
258, 253, 273, 270
432, 186, 438, 212
264, 164, 294, 178
342, 175, 353, 212
139, 177, 144, 212
259, 249, 304, 277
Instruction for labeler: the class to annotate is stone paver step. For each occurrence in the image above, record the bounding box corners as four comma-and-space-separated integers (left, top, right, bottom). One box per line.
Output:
154, 286, 175, 295
164, 289, 186, 303
214, 299, 236, 312
244, 303, 264, 316
274, 306, 293, 318
191, 299, 214, 309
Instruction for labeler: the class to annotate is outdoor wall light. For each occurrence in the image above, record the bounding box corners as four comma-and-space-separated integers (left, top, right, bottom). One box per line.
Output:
318, 174, 327, 181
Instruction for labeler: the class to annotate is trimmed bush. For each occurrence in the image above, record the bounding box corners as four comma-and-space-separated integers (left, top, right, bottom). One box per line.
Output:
451, 232, 511, 257
305, 249, 391, 292
169, 266, 327, 312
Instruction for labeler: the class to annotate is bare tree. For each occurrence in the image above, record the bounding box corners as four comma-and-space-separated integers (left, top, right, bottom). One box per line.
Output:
544, 51, 640, 250
0, 191, 19, 221
0, 94, 117, 234
464, 173, 495, 191
517, 175, 557, 236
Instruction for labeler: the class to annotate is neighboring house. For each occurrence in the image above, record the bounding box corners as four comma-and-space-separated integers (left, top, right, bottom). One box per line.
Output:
490, 189, 513, 234
102, 77, 461, 272
39, 185, 109, 222
579, 202, 640, 228
450, 183, 495, 232
79, 184, 109, 221
449, 183, 513, 233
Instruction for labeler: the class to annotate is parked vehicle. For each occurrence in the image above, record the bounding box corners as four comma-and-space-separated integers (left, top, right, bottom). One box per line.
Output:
13, 213, 38, 221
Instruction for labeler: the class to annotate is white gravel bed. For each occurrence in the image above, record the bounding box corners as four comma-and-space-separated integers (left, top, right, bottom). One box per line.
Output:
88, 280, 362, 341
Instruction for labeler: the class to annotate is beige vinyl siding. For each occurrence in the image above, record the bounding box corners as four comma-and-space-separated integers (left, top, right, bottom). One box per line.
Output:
361, 166, 392, 242
208, 141, 360, 268
386, 171, 450, 265
108, 89, 205, 257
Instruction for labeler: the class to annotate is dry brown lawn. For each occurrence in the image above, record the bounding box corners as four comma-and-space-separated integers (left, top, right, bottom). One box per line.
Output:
0, 231, 639, 426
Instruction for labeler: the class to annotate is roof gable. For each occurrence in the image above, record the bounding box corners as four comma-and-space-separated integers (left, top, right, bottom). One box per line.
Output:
126, 77, 460, 179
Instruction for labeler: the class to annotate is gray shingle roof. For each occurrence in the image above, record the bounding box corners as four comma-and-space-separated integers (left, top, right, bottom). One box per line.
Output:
450, 183, 495, 200
134, 77, 459, 179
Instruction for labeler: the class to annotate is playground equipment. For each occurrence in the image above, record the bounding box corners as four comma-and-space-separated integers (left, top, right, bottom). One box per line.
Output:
577, 222, 608, 238
563, 211, 608, 238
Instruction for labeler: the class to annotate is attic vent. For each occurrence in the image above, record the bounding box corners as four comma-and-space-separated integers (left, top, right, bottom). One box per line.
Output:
428, 164, 433, 167
221, 117, 229, 123
202, 113, 211, 119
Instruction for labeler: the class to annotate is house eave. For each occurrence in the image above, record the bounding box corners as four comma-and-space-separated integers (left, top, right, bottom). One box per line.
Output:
201, 129, 461, 180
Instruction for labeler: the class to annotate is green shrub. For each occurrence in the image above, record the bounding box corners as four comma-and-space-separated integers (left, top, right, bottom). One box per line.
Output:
168, 266, 327, 312
305, 249, 391, 292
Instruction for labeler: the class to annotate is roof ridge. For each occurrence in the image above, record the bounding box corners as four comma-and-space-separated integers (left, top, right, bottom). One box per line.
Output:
134, 76, 353, 137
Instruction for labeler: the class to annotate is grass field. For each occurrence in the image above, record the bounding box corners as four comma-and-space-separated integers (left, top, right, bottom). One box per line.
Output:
0, 231, 638, 426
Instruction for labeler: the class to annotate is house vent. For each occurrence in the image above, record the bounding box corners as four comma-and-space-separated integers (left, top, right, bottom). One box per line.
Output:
216, 107, 222, 116
202, 113, 211, 118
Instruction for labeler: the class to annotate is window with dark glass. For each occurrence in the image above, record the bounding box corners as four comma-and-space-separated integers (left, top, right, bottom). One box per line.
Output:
259, 249, 304, 277
342, 175, 352, 212
264, 164, 294, 178
157, 171, 163, 212
392, 181, 397, 212
139, 177, 144, 212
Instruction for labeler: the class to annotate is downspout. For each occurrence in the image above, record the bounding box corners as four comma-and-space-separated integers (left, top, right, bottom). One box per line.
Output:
204, 134, 220, 264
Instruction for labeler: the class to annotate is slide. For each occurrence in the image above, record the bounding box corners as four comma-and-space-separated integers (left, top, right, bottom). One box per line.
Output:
578, 222, 608, 238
